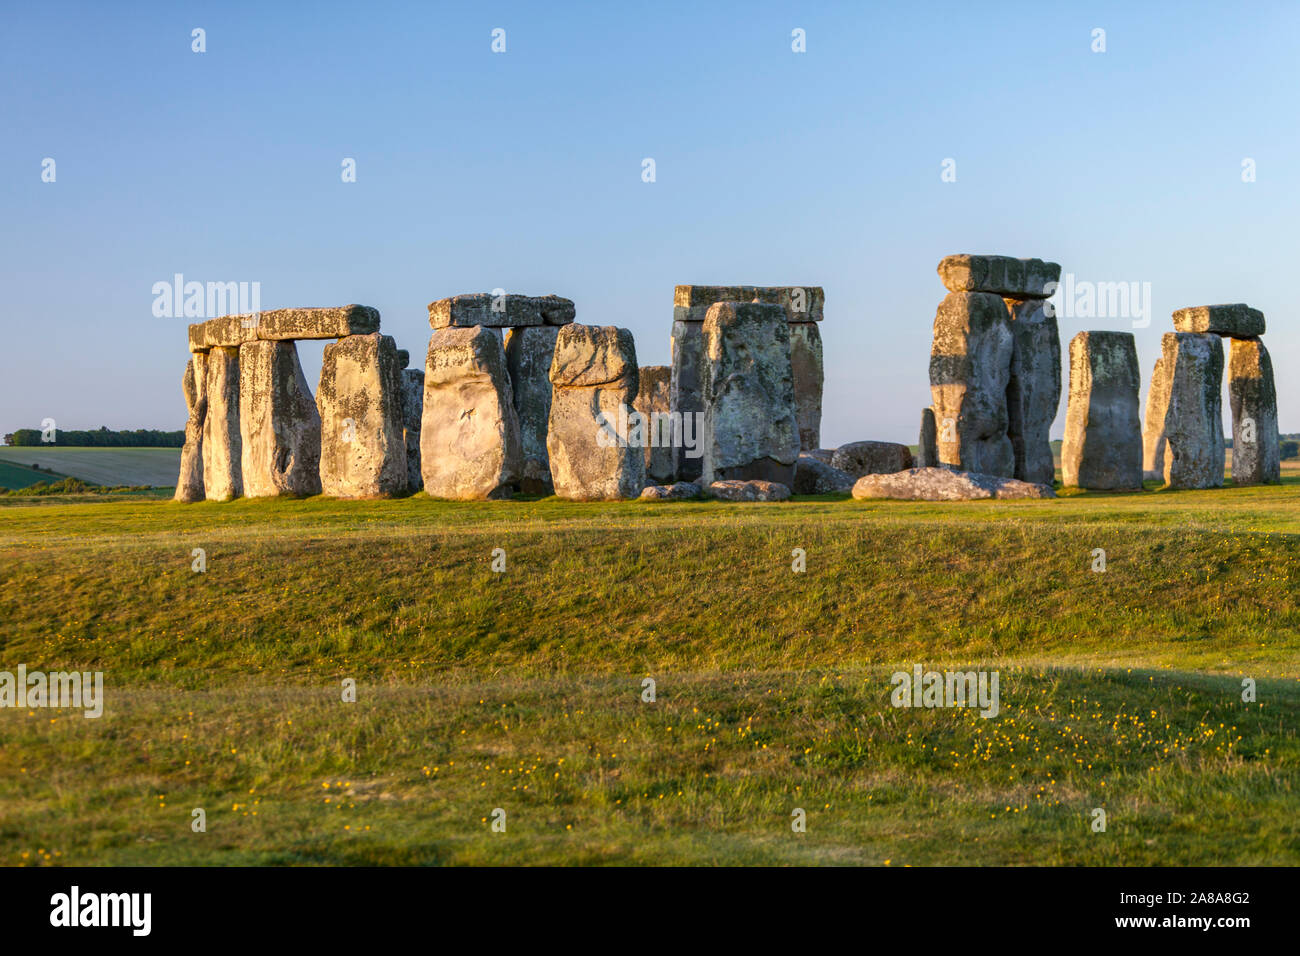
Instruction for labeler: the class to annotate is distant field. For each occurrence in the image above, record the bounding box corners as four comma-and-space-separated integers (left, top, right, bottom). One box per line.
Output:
0, 447, 179, 488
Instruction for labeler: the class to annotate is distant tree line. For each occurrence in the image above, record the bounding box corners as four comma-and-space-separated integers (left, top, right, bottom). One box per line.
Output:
3, 427, 185, 447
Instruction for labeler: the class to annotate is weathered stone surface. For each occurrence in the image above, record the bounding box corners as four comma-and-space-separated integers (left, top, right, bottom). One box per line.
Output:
201, 346, 242, 501
792, 454, 854, 494
238, 340, 322, 497
673, 285, 824, 324
1172, 304, 1265, 337
1160, 333, 1225, 489
851, 467, 1055, 501
937, 255, 1060, 298
830, 441, 913, 479
634, 365, 675, 484
396, 350, 410, 369
669, 318, 707, 481
803, 447, 836, 465
1061, 332, 1142, 490
428, 293, 576, 330
707, 479, 792, 502
317, 332, 408, 498
788, 322, 823, 450
504, 325, 561, 494
1142, 351, 1172, 481
929, 291, 1014, 476
421, 326, 522, 500
547, 324, 644, 500
1228, 337, 1280, 485
1005, 297, 1061, 485
700, 302, 800, 487
400, 368, 424, 491
174, 354, 207, 502
188, 305, 380, 351
917, 408, 938, 468
639, 481, 702, 500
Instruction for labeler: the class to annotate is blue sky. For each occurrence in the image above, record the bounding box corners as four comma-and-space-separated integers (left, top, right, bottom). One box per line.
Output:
3, 0, 1297, 446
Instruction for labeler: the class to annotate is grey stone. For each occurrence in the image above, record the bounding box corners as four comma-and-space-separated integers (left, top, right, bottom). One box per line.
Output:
201, 346, 242, 501
851, 467, 1055, 501
669, 318, 707, 481
1161, 333, 1225, 489
788, 322, 824, 450
1142, 350, 1172, 482
792, 455, 855, 494
830, 441, 913, 479
428, 293, 577, 330
1228, 337, 1280, 485
929, 291, 1014, 476
1061, 331, 1142, 490
174, 354, 207, 502
238, 340, 322, 497
317, 332, 408, 498
639, 481, 702, 500
1005, 297, 1061, 486
673, 285, 824, 324
400, 368, 424, 491
937, 255, 1060, 298
504, 325, 561, 494
546, 324, 644, 500
1172, 304, 1265, 337
700, 302, 800, 487
707, 479, 792, 502
634, 365, 676, 484
188, 305, 379, 351
917, 408, 938, 468
803, 447, 836, 465
421, 326, 522, 500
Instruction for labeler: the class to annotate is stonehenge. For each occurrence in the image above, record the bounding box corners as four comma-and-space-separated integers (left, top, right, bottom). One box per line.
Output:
830, 441, 913, 480
238, 340, 322, 498
1004, 297, 1061, 486
201, 346, 242, 501
1061, 332, 1142, 490
1228, 337, 1280, 485
174, 355, 206, 503
504, 326, 562, 494
400, 368, 424, 492
1158, 333, 1225, 490
634, 365, 675, 485
852, 467, 1055, 501
317, 333, 408, 499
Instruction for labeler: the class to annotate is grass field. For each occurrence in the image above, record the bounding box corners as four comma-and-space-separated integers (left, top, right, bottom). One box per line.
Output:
1, 481, 1297, 865
0, 447, 180, 489
0, 460, 70, 491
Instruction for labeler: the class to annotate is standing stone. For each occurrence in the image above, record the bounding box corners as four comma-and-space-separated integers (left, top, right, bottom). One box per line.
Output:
1061, 332, 1142, 490
1228, 337, 1280, 485
1004, 297, 1061, 486
317, 332, 408, 498
701, 302, 800, 487
201, 346, 242, 501
174, 354, 207, 502
547, 324, 644, 500
1142, 351, 1172, 482
1160, 333, 1225, 489
669, 318, 707, 481
238, 340, 322, 497
929, 291, 1014, 476
400, 368, 424, 492
634, 365, 675, 484
421, 326, 522, 500
788, 322, 823, 450
917, 408, 938, 468
504, 325, 561, 494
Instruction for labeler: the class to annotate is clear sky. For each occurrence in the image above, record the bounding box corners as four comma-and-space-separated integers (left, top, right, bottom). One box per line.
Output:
3, 0, 1297, 447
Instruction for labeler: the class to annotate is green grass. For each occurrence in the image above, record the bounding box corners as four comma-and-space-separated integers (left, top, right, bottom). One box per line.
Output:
0, 460, 71, 490
1, 483, 1297, 865
0, 447, 180, 488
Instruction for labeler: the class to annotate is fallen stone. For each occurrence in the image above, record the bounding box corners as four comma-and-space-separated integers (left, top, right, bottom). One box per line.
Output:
1172, 304, 1265, 337
830, 441, 913, 479
504, 325, 561, 494
792, 454, 855, 494
1061, 331, 1142, 490
1005, 297, 1061, 486
1228, 337, 1280, 485
803, 447, 836, 465
929, 291, 1014, 476
400, 368, 424, 491
1161, 333, 1225, 489
634, 365, 676, 484
188, 305, 380, 351
851, 467, 1055, 501
639, 481, 702, 500
317, 332, 409, 498
421, 326, 522, 499
201, 346, 243, 501
700, 302, 801, 487
547, 324, 644, 500
707, 479, 792, 502
238, 340, 322, 497
937, 255, 1060, 298
174, 355, 207, 502
788, 322, 824, 450
917, 408, 938, 468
